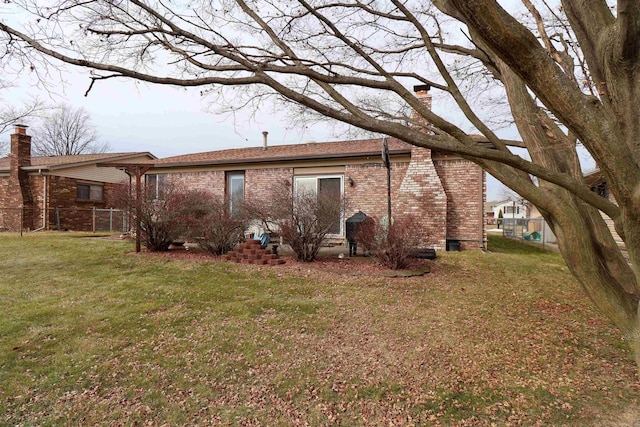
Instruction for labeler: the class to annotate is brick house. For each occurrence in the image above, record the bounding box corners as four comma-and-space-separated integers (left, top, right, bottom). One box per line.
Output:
146, 92, 486, 251
0, 125, 156, 232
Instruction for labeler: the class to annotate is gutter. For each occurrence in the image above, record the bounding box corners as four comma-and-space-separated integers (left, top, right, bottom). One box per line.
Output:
150, 149, 412, 170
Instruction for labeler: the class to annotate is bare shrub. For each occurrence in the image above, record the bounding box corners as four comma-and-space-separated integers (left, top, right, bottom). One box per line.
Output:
249, 179, 345, 262
356, 215, 424, 270
189, 195, 248, 255
113, 181, 208, 252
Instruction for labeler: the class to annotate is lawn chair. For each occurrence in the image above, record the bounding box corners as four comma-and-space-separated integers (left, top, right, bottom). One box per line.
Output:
254, 233, 270, 248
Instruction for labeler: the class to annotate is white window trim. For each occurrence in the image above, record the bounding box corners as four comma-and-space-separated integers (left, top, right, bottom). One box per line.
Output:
227, 171, 245, 216
293, 174, 344, 237
145, 173, 167, 200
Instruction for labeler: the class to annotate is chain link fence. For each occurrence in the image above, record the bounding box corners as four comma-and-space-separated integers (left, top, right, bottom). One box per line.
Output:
501, 217, 556, 247
0, 207, 129, 233
501, 216, 627, 257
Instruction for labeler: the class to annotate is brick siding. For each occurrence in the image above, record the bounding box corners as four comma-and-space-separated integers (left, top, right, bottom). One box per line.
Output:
245, 168, 293, 201
344, 161, 409, 221
0, 173, 124, 232
169, 170, 226, 197
154, 145, 485, 251
434, 155, 486, 250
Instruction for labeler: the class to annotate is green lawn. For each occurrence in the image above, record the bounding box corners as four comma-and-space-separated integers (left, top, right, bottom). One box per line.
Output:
0, 232, 638, 425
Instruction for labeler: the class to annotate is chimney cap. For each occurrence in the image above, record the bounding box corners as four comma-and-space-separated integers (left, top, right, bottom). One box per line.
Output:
413, 84, 431, 93
14, 124, 29, 135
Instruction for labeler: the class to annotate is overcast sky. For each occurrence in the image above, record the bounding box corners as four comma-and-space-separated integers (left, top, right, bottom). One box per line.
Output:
0, 0, 543, 202
3, 67, 519, 201
5, 68, 339, 157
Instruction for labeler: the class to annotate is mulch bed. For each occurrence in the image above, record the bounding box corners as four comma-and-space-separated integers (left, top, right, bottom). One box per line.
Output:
136, 243, 432, 277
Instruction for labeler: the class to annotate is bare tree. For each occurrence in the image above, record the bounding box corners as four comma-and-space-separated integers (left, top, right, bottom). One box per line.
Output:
2, 1, 640, 370
0, 83, 46, 154
0, 97, 46, 154
31, 104, 108, 156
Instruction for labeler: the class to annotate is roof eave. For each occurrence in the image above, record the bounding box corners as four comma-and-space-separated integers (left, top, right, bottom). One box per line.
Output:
46, 152, 157, 171
151, 149, 411, 169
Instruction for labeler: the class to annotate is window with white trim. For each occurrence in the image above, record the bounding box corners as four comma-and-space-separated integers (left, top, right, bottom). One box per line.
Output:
226, 171, 245, 216
294, 175, 343, 235
145, 174, 167, 200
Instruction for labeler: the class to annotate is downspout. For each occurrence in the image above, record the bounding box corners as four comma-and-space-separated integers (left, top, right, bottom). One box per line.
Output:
479, 168, 485, 249
32, 169, 47, 232
42, 172, 47, 229
124, 170, 133, 233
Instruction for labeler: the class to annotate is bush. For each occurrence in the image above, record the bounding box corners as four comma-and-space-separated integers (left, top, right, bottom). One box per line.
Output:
356, 215, 423, 269
113, 181, 209, 252
189, 195, 248, 255
248, 179, 346, 262
140, 187, 210, 251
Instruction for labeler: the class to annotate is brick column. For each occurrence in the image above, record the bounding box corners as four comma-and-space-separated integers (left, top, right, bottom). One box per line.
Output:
396, 145, 447, 250
9, 125, 34, 231
395, 88, 447, 250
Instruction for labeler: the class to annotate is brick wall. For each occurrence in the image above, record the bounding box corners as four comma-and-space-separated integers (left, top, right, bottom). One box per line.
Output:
167, 168, 295, 203
0, 174, 123, 232
434, 154, 485, 250
344, 161, 409, 220
46, 176, 123, 231
245, 168, 293, 201
169, 170, 226, 198
154, 148, 485, 251
396, 146, 448, 249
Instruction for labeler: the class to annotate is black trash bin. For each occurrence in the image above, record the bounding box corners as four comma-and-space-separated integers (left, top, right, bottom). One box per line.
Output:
345, 211, 371, 256
446, 239, 461, 252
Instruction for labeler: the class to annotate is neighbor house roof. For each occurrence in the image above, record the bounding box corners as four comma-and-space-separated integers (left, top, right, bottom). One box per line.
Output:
151, 138, 412, 168
0, 152, 157, 172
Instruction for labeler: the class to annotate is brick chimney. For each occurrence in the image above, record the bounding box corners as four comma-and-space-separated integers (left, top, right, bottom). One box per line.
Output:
393, 84, 447, 249
411, 84, 432, 125
9, 124, 34, 230
10, 124, 31, 169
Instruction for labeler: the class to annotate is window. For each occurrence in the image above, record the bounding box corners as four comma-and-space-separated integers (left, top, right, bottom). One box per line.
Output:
146, 174, 167, 200
504, 205, 520, 214
77, 183, 103, 201
294, 175, 343, 235
226, 171, 245, 216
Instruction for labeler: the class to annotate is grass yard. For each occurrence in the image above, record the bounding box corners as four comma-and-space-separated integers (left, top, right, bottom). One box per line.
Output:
0, 232, 638, 426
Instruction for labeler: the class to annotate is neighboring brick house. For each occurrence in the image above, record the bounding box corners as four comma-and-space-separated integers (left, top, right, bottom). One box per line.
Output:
146, 92, 486, 251
0, 125, 156, 232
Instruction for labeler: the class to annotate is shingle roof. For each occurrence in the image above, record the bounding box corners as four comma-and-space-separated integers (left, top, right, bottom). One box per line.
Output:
152, 138, 412, 167
0, 152, 156, 171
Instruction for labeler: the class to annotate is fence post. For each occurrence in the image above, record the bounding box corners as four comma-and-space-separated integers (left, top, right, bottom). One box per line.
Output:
92, 207, 96, 232
109, 208, 114, 232
55, 208, 60, 230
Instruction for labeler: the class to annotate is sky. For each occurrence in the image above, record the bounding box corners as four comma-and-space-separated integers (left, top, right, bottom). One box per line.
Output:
6, 70, 335, 158
0, 0, 546, 202
2, 66, 513, 201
